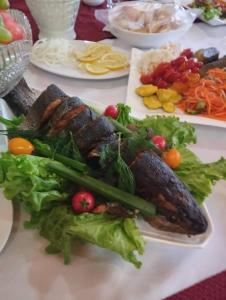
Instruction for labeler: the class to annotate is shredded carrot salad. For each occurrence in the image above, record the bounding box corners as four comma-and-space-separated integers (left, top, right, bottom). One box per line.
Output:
178, 68, 226, 121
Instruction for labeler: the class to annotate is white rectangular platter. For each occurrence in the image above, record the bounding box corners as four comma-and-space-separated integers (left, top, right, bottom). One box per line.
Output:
126, 48, 226, 129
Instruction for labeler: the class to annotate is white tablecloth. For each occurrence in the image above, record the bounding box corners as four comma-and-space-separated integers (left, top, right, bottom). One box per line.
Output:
0, 23, 226, 300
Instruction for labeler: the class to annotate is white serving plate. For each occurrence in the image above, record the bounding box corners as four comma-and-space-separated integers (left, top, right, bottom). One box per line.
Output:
30, 40, 130, 80
126, 48, 226, 129
0, 99, 13, 253
0, 98, 213, 249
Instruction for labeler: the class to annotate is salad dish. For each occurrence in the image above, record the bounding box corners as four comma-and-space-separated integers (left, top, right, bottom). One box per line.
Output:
181, 0, 226, 26
191, 0, 226, 26
0, 80, 225, 267
31, 39, 130, 80
126, 44, 226, 127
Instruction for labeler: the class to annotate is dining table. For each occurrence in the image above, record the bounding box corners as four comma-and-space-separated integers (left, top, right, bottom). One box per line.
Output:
0, 1, 226, 299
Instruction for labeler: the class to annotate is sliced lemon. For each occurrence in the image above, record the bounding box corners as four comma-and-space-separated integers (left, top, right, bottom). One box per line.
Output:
85, 63, 109, 75
101, 52, 128, 62
102, 59, 128, 70
100, 52, 129, 70
85, 43, 112, 55
78, 53, 102, 62
77, 44, 112, 62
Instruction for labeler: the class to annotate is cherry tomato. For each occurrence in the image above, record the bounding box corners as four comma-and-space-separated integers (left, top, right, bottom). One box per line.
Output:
191, 67, 200, 74
186, 59, 197, 71
163, 69, 175, 81
154, 78, 168, 88
163, 148, 181, 169
171, 56, 186, 68
195, 61, 203, 68
164, 70, 181, 83
8, 137, 34, 155
104, 105, 119, 119
140, 73, 154, 84
181, 48, 193, 59
72, 191, 95, 213
152, 62, 171, 78
151, 135, 166, 151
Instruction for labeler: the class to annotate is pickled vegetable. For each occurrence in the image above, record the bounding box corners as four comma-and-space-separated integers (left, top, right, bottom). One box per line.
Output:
162, 102, 176, 113
136, 84, 158, 97
143, 96, 162, 109
157, 89, 181, 103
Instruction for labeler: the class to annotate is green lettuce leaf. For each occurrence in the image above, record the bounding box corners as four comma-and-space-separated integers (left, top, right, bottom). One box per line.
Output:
203, 7, 221, 21
26, 206, 145, 268
134, 116, 196, 148
0, 153, 69, 213
67, 212, 144, 268
176, 147, 226, 204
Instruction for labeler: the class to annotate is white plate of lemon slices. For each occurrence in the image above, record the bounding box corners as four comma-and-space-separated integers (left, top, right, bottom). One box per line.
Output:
31, 39, 130, 80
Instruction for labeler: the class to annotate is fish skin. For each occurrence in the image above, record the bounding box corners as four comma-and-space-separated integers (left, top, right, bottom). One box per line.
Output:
4, 78, 37, 116
130, 151, 208, 234
73, 116, 115, 154
26, 84, 68, 129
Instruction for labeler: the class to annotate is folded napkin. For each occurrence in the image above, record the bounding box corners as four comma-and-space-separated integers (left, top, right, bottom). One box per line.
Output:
165, 270, 226, 299
9, 0, 114, 42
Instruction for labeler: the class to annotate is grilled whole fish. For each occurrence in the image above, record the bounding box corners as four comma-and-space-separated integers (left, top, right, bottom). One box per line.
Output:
5, 83, 208, 235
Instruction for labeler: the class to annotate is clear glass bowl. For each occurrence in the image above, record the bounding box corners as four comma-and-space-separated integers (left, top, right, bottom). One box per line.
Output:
0, 10, 32, 97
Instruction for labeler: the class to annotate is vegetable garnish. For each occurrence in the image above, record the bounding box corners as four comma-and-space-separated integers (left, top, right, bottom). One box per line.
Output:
8, 137, 34, 155
1, 110, 226, 267
0, 153, 69, 213
104, 105, 119, 119
134, 116, 196, 148
72, 191, 95, 213
151, 135, 166, 151
192, 0, 225, 21
34, 140, 88, 173
176, 147, 226, 204
116, 103, 133, 126
116, 133, 135, 194
25, 206, 144, 268
47, 161, 156, 216
178, 68, 226, 120
0, 115, 24, 128
163, 148, 181, 169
